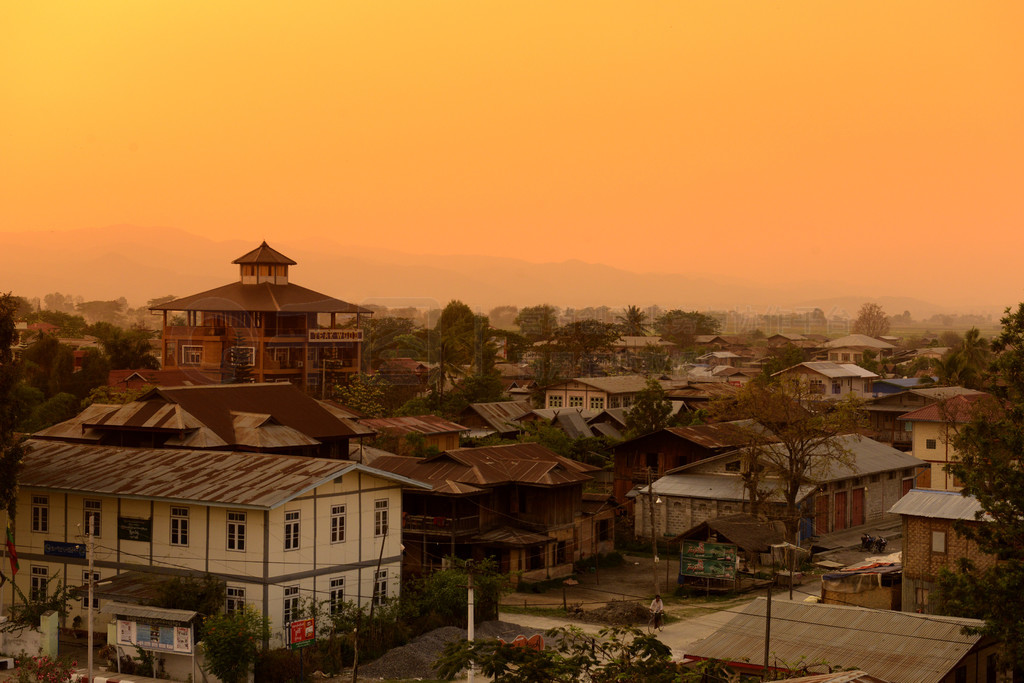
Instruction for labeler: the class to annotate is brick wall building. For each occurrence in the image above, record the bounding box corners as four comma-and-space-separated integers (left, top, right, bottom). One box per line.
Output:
890, 489, 995, 614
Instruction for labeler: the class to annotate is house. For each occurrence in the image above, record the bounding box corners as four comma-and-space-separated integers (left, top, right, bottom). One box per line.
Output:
373, 357, 429, 389
106, 368, 218, 390
457, 400, 533, 438
871, 377, 940, 396
865, 387, 982, 454
636, 435, 924, 540
820, 334, 895, 363
612, 421, 763, 503
359, 415, 469, 452
543, 376, 680, 411
674, 513, 786, 578
772, 362, 877, 399
820, 562, 902, 610
7, 438, 429, 647
360, 442, 602, 583
694, 351, 742, 368
664, 381, 740, 411
32, 382, 374, 458
684, 599, 1003, 683
151, 242, 372, 390
890, 489, 995, 615
897, 393, 992, 491
513, 408, 601, 439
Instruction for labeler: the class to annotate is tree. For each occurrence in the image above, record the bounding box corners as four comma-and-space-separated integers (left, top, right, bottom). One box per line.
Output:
487, 305, 519, 330
624, 378, 674, 439
935, 304, 1024, 670
91, 324, 159, 370
760, 343, 806, 379
711, 380, 865, 537
851, 302, 890, 337
653, 310, 720, 348
551, 320, 619, 376
616, 305, 650, 336
0, 293, 27, 519
334, 374, 387, 417
435, 625, 680, 683
515, 304, 560, 342
21, 335, 75, 398
201, 605, 269, 683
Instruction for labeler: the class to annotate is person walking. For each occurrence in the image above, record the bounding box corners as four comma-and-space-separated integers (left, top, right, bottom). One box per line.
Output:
649, 594, 664, 631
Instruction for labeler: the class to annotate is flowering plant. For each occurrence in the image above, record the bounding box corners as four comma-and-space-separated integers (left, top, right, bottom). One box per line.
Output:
14, 654, 77, 683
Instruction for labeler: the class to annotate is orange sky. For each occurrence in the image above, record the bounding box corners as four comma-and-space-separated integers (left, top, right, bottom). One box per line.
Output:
2, 1, 1023, 304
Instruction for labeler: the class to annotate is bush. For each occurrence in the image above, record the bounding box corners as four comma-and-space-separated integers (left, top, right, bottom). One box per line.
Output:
14, 654, 77, 683
201, 605, 269, 683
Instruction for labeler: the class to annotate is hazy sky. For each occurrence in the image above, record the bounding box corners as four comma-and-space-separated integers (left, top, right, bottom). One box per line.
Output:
3, 2, 1023, 301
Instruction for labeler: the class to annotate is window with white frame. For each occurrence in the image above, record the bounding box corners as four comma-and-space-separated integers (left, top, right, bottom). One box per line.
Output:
31, 566, 48, 601
31, 495, 48, 533
181, 345, 203, 365
329, 577, 345, 614
233, 346, 255, 366
81, 570, 100, 609
373, 569, 387, 605
227, 511, 246, 551
170, 506, 189, 546
84, 500, 101, 537
568, 395, 584, 408
283, 585, 300, 625
226, 586, 246, 615
374, 500, 389, 537
284, 511, 300, 551
548, 395, 563, 408
330, 504, 346, 543
932, 530, 947, 553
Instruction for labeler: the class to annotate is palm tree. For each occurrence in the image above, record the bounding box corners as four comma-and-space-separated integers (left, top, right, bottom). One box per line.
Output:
617, 305, 650, 336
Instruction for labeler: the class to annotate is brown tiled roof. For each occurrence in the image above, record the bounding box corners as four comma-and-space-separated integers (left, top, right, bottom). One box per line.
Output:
150, 281, 371, 314
897, 393, 993, 424
231, 241, 297, 265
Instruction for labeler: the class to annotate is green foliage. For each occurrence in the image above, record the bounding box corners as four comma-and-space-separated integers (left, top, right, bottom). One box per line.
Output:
3, 571, 77, 629
936, 304, 1024, 670
435, 625, 677, 682
68, 348, 111, 399
91, 324, 159, 370
20, 392, 80, 433
515, 304, 560, 342
552, 320, 619, 376
0, 293, 27, 519
201, 605, 270, 683
413, 557, 510, 626
152, 574, 226, 638
24, 309, 90, 337
653, 310, 721, 347
84, 384, 152, 406
851, 302, 890, 337
624, 378, 674, 439
21, 335, 74, 398
334, 373, 388, 417
617, 305, 651, 336
760, 343, 806, 379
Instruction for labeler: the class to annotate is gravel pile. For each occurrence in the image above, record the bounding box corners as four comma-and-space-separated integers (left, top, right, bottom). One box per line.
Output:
357, 620, 531, 680
579, 599, 648, 626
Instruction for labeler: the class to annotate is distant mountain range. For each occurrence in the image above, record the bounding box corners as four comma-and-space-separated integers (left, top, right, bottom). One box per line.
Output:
1, 225, 1005, 319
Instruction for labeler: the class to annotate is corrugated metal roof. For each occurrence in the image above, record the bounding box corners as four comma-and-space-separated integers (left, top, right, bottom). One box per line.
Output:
21, 439, 428, 509
675, 513, 786, 551
360, 415, 469, 435
650, 473, 815, 504
462, 401, 534, 433
898, 393, 993, 424
663, 420, 766, 450
472, 526, 554, 546
781, 671, 893, 683
546, 376, 679, 395
231, 241, 297, 265
774, 362, 878, 379
150, 281, 370, 314
889, 489, 986, 520
100, 600, 198, 622
363, 442, 596, 492
823, 335, 895, 349
686, 599, 985, 683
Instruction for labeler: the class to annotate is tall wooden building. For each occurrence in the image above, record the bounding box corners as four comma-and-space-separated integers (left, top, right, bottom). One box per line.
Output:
151, 242, 371, 390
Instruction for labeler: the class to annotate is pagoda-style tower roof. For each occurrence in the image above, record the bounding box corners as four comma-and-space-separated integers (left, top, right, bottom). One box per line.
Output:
232, 241, 297, 266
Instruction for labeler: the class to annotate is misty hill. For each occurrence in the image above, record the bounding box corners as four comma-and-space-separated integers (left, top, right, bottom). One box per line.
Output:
0, 225, 994, 318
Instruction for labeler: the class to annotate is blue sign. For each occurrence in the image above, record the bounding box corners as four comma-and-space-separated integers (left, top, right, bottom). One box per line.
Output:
44, 541, 86, 558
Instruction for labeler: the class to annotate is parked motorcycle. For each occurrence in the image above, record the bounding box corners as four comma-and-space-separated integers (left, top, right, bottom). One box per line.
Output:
874, 536, 887, 553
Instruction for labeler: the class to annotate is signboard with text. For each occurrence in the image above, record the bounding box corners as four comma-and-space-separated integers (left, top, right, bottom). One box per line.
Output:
679, 540, 738, 580
116, 620, 193, 655
289, 618, 315, 650
118, 517, 152, 542
44, 541, 86, 559
308, 329, 363, 343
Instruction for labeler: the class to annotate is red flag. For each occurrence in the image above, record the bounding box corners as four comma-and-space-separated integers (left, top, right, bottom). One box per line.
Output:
5, 524, 17, 576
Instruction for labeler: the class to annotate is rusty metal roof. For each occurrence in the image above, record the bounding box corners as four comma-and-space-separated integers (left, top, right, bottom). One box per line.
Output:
21, 439, 428, 509
461, 401, 533, 433
897, 393, 994, 424
231, 241, 297, 265
472, 526, 554, 546
664, 420, 765, 450
686, 598, 986, 683
363, 442, 596, 492
149, 281, 371, 314
359, 415, 469, 436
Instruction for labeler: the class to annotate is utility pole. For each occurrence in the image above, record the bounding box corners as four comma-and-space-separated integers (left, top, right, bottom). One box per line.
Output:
647, 468, 659, 595
763, 546, 774, 680
87, 512, 95, 683
467, 564, 475, 683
